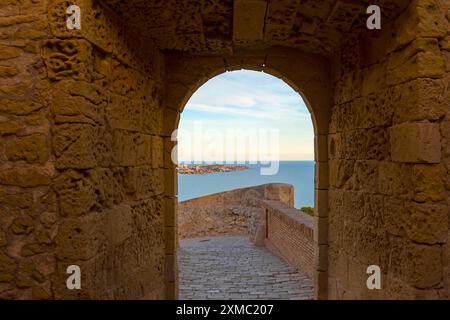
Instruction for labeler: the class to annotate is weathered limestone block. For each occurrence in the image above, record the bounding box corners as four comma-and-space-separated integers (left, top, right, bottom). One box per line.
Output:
142, 105, 161, 136
0, 165, 52, 187
334, 70, 362, 105
110, 62, 148, 97
0, 0, 47, 17
106, 94, 143, 131
387, 38, 445, 85
13, 25, 48, 40
55, 214, 105, 261
404, 202, 448, 244
0, 65, 18, 77
106, 204, 133, 245
31, 286, 51, 300
111, 130, 152, 167
131, 197, 164, 236
233, 0, 266, 41
443, 51, 450, 73
48, 0, 118, 53
390, 122, 441, 163
392, 0, 448, 49
16, 260, 46, 289
353, 160, 379, 193
34, 189, 58, 216
0, 252, 17, 282
361, 62, 386, 96
441, 120, 450, 159
412, 164, 446, 202
401, 241, 443, 289
51, 81, 105, 125
327, 133, 342, 159
121, 166, 159, 198
52, 259, 104, 299
393, 79, 446, 123
342, 191, 364, 226
0, 188, 33, 208
365, 127, 390, 160
329, 102, 356, 133
163, 137, 176, 169
0, 119, 23, 136
10, 215, 34, 235
0, 44, 22, 60
0, 99, 42, 116
383, 196, 403, 236
82, 0, 118, 53
42, 39, 93, 81
165, 54, 224, 88
5, 134, 47, 163
53, 170, 96, 217
40, 212, 57, 229
329, 159, 354, 189
52, 124, 103, 169
387, 238, 421, 288
360, 92, 394, 129
162, 108, 180, 137
341, 130, 366, 160
377, 161, 413, 197
87, 168, 123, 210
0, 231, 6, 247
21, 242, 52, 258
152, 136, 164, 169
264, 183, 294, 207
153, 169, 164, 196
363, 194, 384, 229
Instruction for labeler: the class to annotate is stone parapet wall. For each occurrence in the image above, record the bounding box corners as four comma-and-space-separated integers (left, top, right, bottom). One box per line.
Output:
178, 183, 294, 240
263, 201, 315, 278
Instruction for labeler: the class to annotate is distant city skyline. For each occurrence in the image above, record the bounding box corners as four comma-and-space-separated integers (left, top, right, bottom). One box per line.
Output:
178, 70, 314, 162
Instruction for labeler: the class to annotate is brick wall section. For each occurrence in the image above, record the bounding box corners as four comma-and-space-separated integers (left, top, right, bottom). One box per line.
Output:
263, 201, 314, 278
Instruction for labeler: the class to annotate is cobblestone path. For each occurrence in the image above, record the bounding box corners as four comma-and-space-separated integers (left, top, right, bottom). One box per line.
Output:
178, 236, 314, 300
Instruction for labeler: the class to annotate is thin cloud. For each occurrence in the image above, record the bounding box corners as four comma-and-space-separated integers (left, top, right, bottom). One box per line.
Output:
180, 70, 314, 161
185, 70, 310, 121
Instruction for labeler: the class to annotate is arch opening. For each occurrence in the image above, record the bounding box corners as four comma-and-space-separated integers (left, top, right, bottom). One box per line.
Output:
171, 68, 326, 300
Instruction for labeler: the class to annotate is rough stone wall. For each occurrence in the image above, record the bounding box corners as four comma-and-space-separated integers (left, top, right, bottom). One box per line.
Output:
440, 0, 450, 300
264, 200, 315, 278
1, 0, 448, 301
328, 0, 450, 299
0, 0, 167, 299
178, 183, 294, 239
178, 186, 265, 239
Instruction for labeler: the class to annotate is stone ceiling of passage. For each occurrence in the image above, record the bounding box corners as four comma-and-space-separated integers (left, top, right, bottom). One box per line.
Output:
104, 0, 410, 56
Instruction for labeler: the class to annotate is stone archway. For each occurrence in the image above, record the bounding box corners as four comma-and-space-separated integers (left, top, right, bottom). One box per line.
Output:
0, 0, 449, 300
161, 48, 332, 299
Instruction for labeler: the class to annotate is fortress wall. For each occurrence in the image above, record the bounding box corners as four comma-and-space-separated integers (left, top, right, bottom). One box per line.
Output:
0, 0, 167, 299
440, 0, 450, 300
327, 0, 450, 299
0, 0, 449, 301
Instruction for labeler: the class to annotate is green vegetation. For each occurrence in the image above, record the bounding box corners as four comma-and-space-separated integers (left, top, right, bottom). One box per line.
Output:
300, 207, 314, 216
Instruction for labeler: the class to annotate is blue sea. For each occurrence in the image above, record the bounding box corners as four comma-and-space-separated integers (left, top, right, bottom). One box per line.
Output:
178, 161, 314, 208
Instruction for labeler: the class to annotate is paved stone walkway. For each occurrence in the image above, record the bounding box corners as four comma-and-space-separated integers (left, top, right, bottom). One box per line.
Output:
178, 236, 314, 300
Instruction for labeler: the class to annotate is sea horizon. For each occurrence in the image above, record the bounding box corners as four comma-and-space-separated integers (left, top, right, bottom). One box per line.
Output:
178, 160, 315, 208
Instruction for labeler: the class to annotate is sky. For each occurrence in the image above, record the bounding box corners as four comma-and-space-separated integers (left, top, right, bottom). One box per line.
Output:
177, 70, 314, 162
